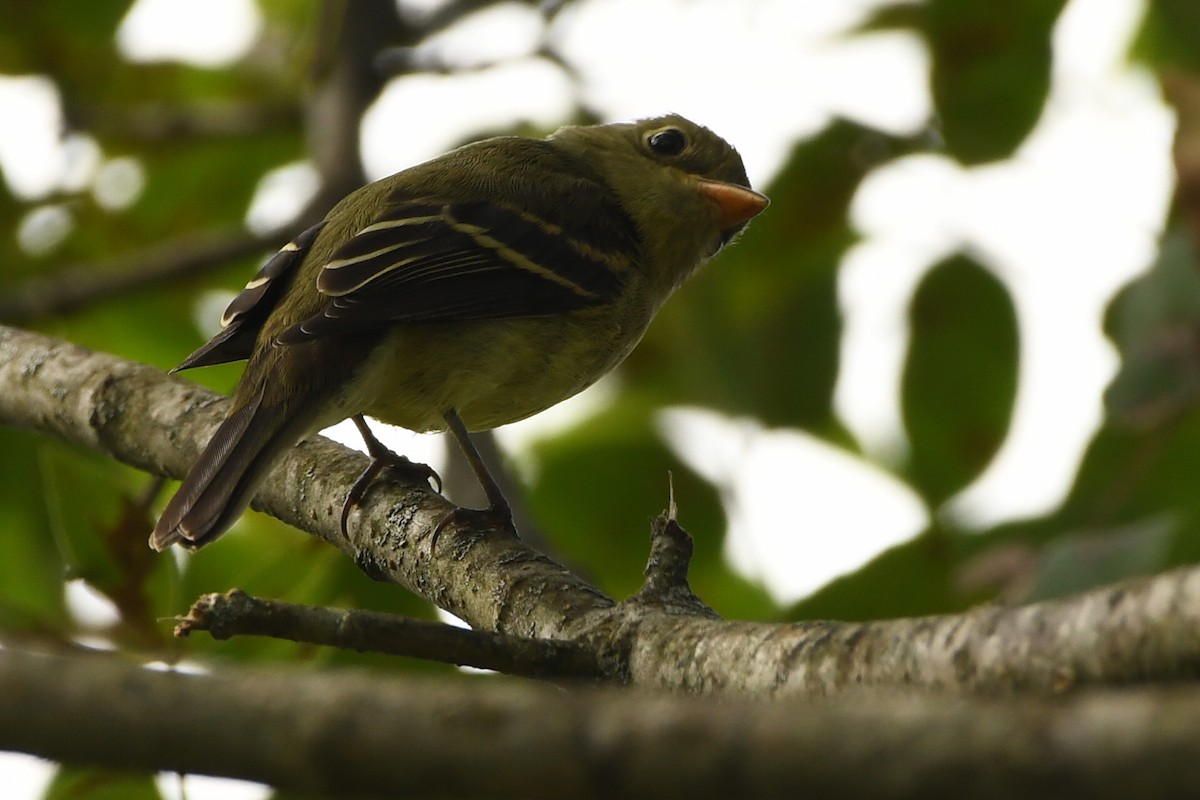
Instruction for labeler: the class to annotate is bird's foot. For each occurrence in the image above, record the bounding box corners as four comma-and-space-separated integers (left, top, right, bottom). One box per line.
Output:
429, 501, 518, 552
340, 453, 442, 537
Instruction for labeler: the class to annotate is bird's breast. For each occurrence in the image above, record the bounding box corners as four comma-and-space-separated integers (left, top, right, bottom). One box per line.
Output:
360, 300, 655, 434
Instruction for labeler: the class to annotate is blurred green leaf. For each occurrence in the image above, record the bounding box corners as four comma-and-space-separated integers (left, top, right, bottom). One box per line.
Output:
787, 523, 968, 621
1131, 0, 1200, 72
858, 2, 924, 33
0, 429, 67, 632
40, 442, 181, 644
1020, 518, 1174, 602
978, 398, 1200, 599
41, 444, 132, 588
0, 2, 132, 77
1104, 228, 1200, 427
901, 256, 1019, 505
1016, 221, 1200, 542
922, 0, 1067, 163
44, 766, 161, 800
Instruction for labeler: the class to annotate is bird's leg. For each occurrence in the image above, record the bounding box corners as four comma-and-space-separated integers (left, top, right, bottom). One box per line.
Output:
432, 409, 518, 546
340, 414, 442, 536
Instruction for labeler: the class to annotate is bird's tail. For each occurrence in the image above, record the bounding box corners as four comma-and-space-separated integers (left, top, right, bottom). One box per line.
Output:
150, 384, 305, 551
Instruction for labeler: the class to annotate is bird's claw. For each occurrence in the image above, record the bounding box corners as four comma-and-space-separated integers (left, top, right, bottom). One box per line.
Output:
429, 502, 518, 553
340, 454, 442, 537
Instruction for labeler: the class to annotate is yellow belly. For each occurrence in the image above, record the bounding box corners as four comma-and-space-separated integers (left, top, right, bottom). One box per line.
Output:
359, 301, 652, 433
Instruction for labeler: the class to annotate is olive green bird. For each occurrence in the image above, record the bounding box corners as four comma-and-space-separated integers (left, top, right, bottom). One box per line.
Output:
150, 114, 768, 551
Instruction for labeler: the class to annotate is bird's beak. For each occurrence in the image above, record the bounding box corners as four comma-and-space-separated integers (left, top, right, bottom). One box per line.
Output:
694, 178, 769, 231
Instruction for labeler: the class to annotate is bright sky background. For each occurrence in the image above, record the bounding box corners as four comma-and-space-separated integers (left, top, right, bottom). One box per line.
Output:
0, 0, 1175, 796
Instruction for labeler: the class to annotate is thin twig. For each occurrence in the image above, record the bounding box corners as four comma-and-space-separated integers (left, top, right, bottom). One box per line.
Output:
177, 589, 604, 680
0, 229, 281, 323
70, 101, 302, 143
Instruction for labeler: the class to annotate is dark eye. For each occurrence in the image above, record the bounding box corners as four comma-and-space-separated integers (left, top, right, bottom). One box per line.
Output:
648, 128, 687, 156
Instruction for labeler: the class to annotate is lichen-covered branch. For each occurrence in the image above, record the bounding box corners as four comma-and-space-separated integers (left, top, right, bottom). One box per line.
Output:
3, 323, 1200, 697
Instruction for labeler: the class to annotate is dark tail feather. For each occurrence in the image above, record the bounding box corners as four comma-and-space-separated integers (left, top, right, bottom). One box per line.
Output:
150, 384, 301, 551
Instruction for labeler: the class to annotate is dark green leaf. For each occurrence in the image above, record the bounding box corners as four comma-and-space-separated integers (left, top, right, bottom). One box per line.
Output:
923, 0, 1067, 163
901, 256, 1018, 505
0, 430, 67, 632
1131, 0, 1200, 72
787, 524, 969, 621
44, 766, 161, 800
1103, 228, 1200, 427
1019, 518, 1173, 602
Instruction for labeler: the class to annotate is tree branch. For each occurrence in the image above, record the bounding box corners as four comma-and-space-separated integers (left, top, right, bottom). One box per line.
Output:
176, 589, 603, 680
0, 229, 280, 324
3, 647, 1200, 799
305, 0, 403, 210
70, 100, 302, 144
625, 507, 717, 617
4, 324, 1200, 696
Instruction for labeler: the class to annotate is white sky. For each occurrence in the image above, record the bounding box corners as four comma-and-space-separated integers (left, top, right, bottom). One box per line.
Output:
0, 0, 1176, 794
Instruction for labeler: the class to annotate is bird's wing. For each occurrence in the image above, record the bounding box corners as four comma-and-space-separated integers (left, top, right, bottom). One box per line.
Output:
276, 193, 640, 344
172, 221, 327, 372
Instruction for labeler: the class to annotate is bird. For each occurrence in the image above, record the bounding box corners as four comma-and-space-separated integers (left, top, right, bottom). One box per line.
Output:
150, 113, 768, 551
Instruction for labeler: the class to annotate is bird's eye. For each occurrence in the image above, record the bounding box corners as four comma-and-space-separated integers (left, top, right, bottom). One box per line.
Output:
648, 128, 687, 156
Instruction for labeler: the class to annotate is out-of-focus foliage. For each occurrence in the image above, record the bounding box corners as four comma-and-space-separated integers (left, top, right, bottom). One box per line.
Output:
42, 768, 160, 800
922, 0, 1067, 163
1131, 0, 1200, 73
901, 256, 1019, 507
639, 122, 922, 434
2, 5, 1199, 794
865, 0, 1067, 163
791, 0, 1200, 622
